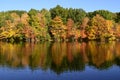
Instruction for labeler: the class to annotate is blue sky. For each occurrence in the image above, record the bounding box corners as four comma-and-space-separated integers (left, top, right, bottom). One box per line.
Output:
0, 0, 120, 12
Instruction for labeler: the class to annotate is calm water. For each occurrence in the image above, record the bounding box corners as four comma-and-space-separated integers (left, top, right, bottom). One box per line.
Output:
0, 41, 120, 80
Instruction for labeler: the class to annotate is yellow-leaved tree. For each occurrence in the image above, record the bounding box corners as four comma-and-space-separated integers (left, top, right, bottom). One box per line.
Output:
86, 14, 115, 41
50, 16, 67, 41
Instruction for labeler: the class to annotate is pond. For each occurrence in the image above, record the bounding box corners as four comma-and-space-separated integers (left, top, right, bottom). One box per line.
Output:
0, 41, 120, 80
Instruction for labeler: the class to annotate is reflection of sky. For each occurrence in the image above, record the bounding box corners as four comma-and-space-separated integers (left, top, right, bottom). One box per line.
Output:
0, 66, 120, 80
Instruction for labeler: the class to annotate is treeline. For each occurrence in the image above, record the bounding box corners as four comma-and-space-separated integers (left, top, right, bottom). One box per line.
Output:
0, 5, 120, 42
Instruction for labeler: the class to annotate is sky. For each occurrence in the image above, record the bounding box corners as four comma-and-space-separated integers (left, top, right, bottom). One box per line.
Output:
0, 0, 120, 12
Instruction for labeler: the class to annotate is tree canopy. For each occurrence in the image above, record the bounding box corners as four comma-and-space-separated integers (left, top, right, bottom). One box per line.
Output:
0, 5, 119, 42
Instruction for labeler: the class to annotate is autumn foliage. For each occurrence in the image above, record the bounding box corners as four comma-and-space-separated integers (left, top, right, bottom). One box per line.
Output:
0, 5, 120, 42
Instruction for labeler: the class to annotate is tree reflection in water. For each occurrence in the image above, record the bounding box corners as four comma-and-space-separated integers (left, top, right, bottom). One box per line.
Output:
0, 41, 120, 74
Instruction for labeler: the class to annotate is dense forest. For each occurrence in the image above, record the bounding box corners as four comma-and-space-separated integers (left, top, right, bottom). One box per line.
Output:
0, 5, 120, 42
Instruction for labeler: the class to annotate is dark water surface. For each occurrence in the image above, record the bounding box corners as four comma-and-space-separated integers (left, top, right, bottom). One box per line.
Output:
0, 41, 120, 80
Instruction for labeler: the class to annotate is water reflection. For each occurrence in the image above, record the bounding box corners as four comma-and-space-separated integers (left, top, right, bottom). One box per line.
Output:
0, 41, 120, 74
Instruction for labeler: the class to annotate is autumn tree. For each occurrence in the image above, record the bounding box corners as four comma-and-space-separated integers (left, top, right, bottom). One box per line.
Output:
66, 18, 74, 40
28, 9, 51, 41
50, 16, 67, 41
66, 18, 81, 41
87, 14, 115, 41
20, 13, 35, 41
114, 24, 120, 38
0, 13, 20, 41
81, 17, 89, 38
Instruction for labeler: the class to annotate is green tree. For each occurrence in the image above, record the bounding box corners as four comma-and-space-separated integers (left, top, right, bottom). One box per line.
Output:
88, 10, 115, 20
67, 8, 86, 25
50, 5, 68, 23
115, 12, 120, 23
